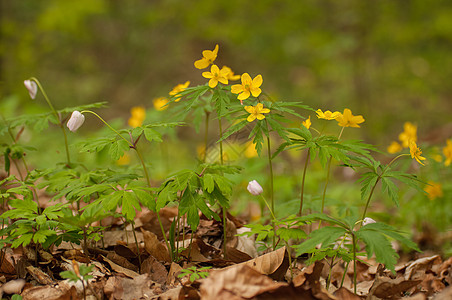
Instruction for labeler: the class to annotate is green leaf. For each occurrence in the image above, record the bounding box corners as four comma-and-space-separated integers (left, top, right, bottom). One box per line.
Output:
356, 229, 398, 272
292, 226, 347, 256
122, 191, 141, 221
109, 139, 130, 160
143, 127, 163, 142
203, 174, 215, 193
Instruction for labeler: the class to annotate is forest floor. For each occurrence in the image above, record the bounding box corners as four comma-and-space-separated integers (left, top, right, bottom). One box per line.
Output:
0, 205, 451, 300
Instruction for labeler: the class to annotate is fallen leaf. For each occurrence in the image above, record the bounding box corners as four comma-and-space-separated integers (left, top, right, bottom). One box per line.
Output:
102, 255, 140, 278
104, 274, 158, 300
106, 252, 139, 272
405, 255, 442, 280
225, 246, 288, 281
21, 285, 77, 300
433, 286, 452, 300
141, 255, 168, 285
141, 229, 171, 263
368, 275, 421, 299
333, 287, 362, 300
200, 264, 287, 300
26, 265, 53, 285
166, 262, 183, 286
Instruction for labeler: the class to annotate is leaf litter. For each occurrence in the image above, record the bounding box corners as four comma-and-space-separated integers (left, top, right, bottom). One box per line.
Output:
0, 208, 450, 300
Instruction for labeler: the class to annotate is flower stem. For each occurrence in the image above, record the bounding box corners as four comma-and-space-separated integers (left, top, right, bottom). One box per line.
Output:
298, 151, 310, 216
203, 111, 210, 163
263, 119, 276, 250
361, 153, 408, 221
30, 77, 71, 165
352, 233, 357, 294
218, 117, 228, 257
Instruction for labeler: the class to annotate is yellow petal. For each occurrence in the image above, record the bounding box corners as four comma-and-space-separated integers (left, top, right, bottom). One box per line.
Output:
250, 87, 262, 98
202, 71, 213, 79
231, 84, 243, 94
256, 114, 266, 120
244, 106, 255, 113
209, 78, 218, 88
252, 74, 263, 87
194, 59, 209, 69
247, 114, 257, 122
261, 108, 270, 113
218, 77, 228, 85
241, 73, 252, 84
238, 91, 250, 100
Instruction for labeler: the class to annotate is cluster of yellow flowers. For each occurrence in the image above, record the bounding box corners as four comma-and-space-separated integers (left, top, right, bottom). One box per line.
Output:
195, 45, 268, 123
386, 122, 425, 165
387, 122, 417, 154
128, 106, 146, 128
315, 108, 365, 128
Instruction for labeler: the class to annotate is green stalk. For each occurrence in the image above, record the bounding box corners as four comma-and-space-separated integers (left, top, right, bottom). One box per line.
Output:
218, 117, 228, 258
264, 119, 276, 250
361, 153, 408, 221
298, 151, 310, 216
30, 77, 71, 165
352, 233, 357, 294
130, 222, 142, 273
203, 111, 210, 163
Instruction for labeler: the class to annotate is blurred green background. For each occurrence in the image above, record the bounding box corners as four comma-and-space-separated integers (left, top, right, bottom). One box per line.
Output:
2, 0, 452, 144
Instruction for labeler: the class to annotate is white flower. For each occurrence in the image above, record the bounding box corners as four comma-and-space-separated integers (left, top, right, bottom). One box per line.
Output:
24, 80, 38, 99
362, 217, 376, 226
67, 111, 85, 132
247, 180, 263, 196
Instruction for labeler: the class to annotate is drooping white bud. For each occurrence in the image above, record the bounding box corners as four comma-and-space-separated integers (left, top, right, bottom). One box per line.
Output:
24, 80, 38, 99
247, 180, 263, 196
362, 217, 376, 226
66, 111, 85, 132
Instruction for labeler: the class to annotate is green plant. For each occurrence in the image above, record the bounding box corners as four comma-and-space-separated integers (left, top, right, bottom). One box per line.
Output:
177, 266, 212, 282
60, 260, 94, 300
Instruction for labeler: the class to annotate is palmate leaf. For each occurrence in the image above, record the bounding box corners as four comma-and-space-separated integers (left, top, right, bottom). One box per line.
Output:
292, 226, 347, 256
380, 176, 399, 206
109, 139, 130, 161
356, 222, 420, 273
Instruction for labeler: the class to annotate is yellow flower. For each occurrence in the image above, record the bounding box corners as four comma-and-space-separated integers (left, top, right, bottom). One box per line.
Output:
117, 153, 131, 166
194, 44, 219, 69
169, 81, 190, 102
202, 64, 229, 88
231, 73, 263, 104
302, 116, 311, 129
244, 103, 270, 122
442, 139, 452, 166
128, 106, 146, 128
153, 97, 169, 111
409, 141, 426, 165
336, 108, 365, 128
316, 109, 341, 120
398, 122, 417, 148
244, 141, 258, 158
387, 141, 402, 154
221, 66, 241, 81
424, 181, 443, 200
432, 154, 443, 163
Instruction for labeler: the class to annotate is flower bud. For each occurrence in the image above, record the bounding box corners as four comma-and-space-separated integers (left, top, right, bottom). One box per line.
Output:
67, 111, 85, 132
247, 180, 263, 196
362, 217, 376, 226
24, 80, 38, 99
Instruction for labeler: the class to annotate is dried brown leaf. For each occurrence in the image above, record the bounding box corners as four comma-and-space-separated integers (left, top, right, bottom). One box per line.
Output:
26, 265, 53, 285
21, 285, 77, 300
226, 246, 288, 281
104, 274, 157, 300
102, 255, 140, 278
141, 229, 171, 263
141, 255, 168, 285
200, 264, 286, 300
